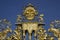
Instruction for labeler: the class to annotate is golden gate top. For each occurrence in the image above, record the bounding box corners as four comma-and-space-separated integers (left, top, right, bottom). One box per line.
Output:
0, 3, 60, 40
16, 3, 45, 40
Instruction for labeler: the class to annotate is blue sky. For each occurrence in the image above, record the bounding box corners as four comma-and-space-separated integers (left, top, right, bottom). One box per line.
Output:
0, 0, 60, 40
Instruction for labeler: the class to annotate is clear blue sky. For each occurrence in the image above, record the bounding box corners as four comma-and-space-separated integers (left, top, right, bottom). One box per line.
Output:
0, 0, 60, 40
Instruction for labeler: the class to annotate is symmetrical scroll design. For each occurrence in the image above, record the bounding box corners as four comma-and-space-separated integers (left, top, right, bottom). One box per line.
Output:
0, 4, 60, 40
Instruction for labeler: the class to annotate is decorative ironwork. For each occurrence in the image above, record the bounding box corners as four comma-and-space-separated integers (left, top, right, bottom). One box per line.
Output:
0, 3, 60, 40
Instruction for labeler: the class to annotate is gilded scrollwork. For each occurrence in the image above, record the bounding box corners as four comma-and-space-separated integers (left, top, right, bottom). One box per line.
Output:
0, 4, 60, 40
48, 20, 60, 40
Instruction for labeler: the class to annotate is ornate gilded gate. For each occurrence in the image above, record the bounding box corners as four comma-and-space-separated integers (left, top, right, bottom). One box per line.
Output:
0, 3, 60, 40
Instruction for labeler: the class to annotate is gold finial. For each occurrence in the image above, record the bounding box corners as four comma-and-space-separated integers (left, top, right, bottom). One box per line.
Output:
39, 14, 44, 23
23, 3, 38, 20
